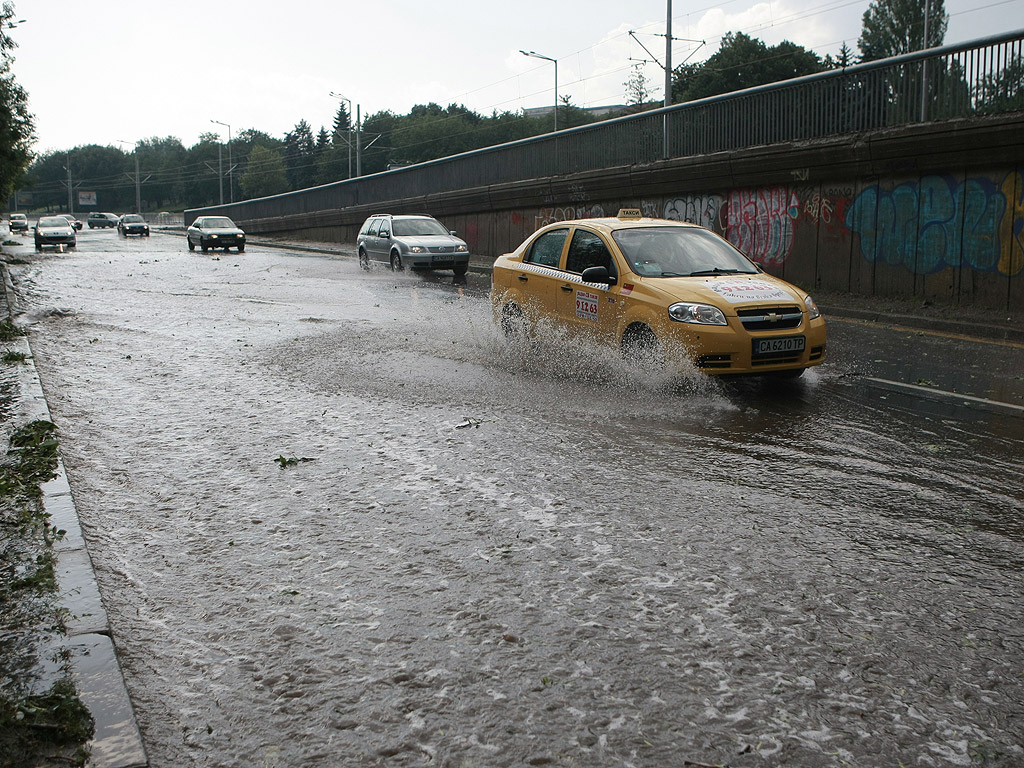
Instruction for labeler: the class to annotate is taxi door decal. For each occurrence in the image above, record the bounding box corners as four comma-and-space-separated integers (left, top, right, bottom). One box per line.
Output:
575, 289, 600, 322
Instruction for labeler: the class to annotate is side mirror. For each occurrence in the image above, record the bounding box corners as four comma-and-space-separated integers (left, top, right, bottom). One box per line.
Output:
581, 266, 617, 285
449, 230, 457, 236
379, 229, 390, 238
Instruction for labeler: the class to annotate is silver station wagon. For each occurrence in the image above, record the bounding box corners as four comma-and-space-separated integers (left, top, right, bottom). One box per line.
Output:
357, 213, 470, 276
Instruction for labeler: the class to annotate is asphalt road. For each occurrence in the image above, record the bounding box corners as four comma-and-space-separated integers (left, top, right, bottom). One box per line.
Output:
8, 227, 1024, 768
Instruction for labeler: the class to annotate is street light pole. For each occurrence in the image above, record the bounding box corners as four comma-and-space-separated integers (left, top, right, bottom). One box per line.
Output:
210, 119, 233, 203
329, 91, 353, 180
520, 49, 558, 132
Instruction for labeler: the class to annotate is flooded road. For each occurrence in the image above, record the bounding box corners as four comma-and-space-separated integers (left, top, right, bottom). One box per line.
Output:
11, 228, 1024, 767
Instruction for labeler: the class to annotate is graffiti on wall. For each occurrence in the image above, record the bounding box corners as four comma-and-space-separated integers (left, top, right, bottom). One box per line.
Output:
725, 187, 801, 266
535, 204, 605, 229
664, 195, 725, 230
846, 174, 1024, 276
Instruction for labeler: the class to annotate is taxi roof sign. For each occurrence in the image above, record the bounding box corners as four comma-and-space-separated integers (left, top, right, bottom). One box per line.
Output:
617, 208, 643, 220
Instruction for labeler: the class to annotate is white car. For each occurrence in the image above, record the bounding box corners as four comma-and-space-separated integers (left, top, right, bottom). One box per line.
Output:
186, 216, 246, 253
34, 216, 77, 251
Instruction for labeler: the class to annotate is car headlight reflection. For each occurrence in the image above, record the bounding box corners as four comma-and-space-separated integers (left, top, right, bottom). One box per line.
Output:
805, 295, 821, 320
668, 302, 728, 325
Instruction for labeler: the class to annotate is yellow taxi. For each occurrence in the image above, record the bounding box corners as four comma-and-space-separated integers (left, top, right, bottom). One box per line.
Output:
490, 210, 826, 377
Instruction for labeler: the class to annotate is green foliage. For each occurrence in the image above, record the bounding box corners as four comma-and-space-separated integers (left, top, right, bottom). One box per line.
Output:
624, 63, 652, 107
0, 319, 25, 341
0, 678, 94, 767
672, 31, 826, 102
974, 54, 1024, 114
239, 145, 289, 199
858, 0, 948, 62
0, 2, 34, 210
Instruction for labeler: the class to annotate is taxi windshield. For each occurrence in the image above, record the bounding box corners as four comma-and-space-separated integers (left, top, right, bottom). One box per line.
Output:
612, 226, 759, 278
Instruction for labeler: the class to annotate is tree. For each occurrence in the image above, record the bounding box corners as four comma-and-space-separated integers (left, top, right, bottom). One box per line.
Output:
825, 42, 855, 70
0, 2, 34, 209
858, 0, 947, 62
672, 32, 825, 102
624, 63, 652, 110
283, 119, 315, 189
974, 55, 1024, 115
331, 103, 351, 147
239, 145, 288, 199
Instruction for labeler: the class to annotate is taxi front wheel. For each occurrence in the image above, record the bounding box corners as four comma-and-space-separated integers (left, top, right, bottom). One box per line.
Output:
621, 325, 663, 370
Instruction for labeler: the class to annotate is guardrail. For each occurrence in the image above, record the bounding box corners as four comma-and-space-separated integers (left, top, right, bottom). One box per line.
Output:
192, 29, 1024, 223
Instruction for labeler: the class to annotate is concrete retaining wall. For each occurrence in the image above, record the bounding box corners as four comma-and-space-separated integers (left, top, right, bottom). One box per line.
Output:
189, 114, 1024, 311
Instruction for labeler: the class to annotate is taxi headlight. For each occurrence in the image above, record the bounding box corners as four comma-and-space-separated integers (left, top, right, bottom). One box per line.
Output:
805, 294, 821, 320
456, 244, 468, 252
409, 246, 425, 253
668, 302, 728, 325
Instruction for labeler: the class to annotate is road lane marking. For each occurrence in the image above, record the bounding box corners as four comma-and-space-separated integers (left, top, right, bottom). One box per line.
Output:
864, 377, 1024, 417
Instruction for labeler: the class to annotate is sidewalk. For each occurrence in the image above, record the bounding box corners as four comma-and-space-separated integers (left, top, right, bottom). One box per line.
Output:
1, 262, 147, 768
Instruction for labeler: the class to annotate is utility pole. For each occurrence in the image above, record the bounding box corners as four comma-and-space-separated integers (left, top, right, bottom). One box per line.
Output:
211, 120, 234, 203
356, 104, 362, 178
665, 0, 672, 108
920, 0, 932, 121
118, 140, 151, 213
66, 153, 73, 214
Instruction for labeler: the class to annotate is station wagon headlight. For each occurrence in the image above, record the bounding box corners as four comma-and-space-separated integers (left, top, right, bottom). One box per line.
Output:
456, 244, 468, 252
668, 302, 728, 325
409, 246, 425, 253
805, 295, 821, 320
210, 233, 218, 239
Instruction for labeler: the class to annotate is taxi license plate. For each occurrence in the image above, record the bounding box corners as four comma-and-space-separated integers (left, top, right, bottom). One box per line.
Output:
753, 336, 805, 356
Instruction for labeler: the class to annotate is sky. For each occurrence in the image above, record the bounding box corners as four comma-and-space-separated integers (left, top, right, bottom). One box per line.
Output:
11, 0, 1024, 156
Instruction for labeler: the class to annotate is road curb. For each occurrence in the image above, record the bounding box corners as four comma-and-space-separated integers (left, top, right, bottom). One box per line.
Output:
1, 262, 148, 768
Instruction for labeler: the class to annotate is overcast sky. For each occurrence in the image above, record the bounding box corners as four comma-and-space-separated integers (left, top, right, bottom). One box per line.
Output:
12, 0, 1024, 155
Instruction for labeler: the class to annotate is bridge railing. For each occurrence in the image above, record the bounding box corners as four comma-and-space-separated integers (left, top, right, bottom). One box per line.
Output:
196, 29, 1024, 223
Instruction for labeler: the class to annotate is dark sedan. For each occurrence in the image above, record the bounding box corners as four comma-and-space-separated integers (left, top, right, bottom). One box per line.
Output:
118, 214, 150, 237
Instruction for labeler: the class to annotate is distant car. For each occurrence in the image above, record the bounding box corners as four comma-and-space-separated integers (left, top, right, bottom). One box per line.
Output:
356, 213, 469, 276
118, 214, 150, 237
490, 209, 827, 378
186, 216, 245, 253
87, 212, 119, 229
34, 216, 77, 251
8, 213, 28, 233
59, 214, 83, 231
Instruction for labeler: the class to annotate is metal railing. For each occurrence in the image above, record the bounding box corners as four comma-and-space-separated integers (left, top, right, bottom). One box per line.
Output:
198, 29, 1024, 223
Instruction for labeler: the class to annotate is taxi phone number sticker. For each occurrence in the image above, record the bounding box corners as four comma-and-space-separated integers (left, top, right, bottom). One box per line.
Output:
576, 290, 600, 322
709, 279, 791, 303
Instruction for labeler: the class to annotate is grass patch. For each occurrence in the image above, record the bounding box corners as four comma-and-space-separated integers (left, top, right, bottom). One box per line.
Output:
0, 321, 25, 343
2, 350, 26, 364
1, 420, 94, 766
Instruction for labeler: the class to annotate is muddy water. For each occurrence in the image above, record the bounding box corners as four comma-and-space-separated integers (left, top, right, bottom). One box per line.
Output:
15, 231, 1024, 767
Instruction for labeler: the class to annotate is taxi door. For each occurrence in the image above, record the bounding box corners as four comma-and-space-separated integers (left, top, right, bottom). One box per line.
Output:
512, 227, 570, 323
555, 226, 622, 342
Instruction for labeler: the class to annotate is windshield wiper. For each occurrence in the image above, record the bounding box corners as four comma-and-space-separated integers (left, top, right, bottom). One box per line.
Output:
687, 268, 749, 276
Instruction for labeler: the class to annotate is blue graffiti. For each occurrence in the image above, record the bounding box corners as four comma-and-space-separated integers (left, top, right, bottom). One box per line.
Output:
846, 175, 1014, 275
